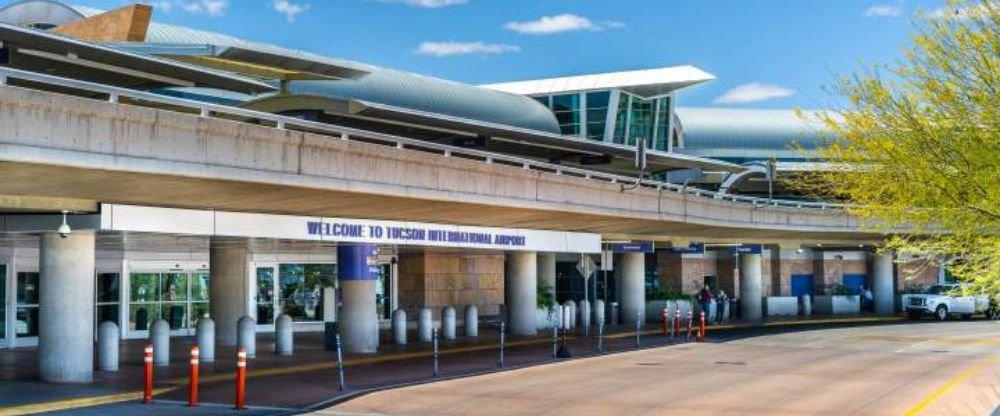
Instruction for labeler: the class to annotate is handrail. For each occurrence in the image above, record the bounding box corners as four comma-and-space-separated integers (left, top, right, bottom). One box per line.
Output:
0, 67, 845, 211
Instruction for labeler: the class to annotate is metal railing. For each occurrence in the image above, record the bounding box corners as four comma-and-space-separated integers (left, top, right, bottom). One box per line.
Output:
0, 67, 845, 211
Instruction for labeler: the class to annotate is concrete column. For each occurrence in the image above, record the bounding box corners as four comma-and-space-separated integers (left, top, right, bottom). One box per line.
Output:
338, 245, 379, 353
739, 254, 763, 321
38, 232, 96, 383
209, 239, 249, 347
620, 252, 645, 325
507, 251, 538, 336
873, 253, 894, 315
537, 253, 556, 302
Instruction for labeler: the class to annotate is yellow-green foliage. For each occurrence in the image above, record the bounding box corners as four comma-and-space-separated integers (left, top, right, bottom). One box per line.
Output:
803, 0, 999, 293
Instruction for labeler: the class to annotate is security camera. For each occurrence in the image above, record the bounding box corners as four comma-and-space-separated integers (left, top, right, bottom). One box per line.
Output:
58, 210, 71, 239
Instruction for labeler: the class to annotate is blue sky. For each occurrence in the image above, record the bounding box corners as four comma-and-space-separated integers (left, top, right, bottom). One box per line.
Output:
50, 0, 952, 108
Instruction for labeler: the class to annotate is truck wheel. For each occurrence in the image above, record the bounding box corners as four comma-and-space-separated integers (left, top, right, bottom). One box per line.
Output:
935, 305, 949, 321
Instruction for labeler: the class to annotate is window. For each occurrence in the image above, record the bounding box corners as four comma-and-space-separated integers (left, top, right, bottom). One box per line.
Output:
279, 264, 336, 322
552, 94, 581, 136
654, 97, 672, 151
585, 91, 610, 141
16, 272, 39, 338
612, 93, 630, 145
628, 98, 654, 147
128, 271, 210, 332
95, 273, 120, 329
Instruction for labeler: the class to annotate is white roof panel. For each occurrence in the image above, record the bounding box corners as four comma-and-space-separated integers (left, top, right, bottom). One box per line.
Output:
482, 65, 715, 98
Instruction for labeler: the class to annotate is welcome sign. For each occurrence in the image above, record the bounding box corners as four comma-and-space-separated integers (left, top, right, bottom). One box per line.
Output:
102, 204, 601, 253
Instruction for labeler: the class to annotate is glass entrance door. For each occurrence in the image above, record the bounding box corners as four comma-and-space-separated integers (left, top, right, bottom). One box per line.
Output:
255, 266, 277, 326
15, 271, 39, 346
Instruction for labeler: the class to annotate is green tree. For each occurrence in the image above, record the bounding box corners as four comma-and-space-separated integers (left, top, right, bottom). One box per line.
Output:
802, 0, 999, 293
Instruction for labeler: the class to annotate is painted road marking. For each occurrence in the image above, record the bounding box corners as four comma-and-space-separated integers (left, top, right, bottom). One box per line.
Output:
0, 387, 174, 416
901, 356, 998, 416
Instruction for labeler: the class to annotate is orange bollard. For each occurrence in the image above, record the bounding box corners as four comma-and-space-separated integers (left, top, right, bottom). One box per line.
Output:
189, 346, 200, 407
674, 309, 681, 335
698, 311, 706, 342
235, 348, 247, 410
661, 309, 669, 336
143, 344, 153, 404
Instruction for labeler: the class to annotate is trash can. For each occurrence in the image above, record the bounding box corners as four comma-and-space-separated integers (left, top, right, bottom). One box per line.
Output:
324, 322, 339, 351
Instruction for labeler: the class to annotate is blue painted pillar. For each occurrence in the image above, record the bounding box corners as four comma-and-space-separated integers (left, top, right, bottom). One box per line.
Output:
338, 244, 380, 353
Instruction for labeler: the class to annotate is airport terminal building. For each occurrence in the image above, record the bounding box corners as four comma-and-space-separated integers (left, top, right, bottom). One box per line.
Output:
0, 1, 943, 383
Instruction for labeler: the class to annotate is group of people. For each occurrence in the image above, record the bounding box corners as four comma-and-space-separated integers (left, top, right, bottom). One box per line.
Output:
696, 284, 730, 324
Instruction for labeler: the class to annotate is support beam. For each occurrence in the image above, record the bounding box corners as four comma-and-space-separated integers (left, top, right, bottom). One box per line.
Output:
507, 251, 537, 336
209, 238, 250, 346
620, 252, 645, 324
873, 253, 894, 315
739, 253, 763, 321
339, 244, 380, 353
39, 231, 95, 383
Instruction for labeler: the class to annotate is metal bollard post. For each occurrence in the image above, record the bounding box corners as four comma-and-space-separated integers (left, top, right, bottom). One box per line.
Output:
189, 346, 200, 407
698, 311, 706, 342
634, 311, 641, 348
335, 334, 346, 391
597, 321, 604, 352
551, 323, 558, 359
143, 344, 153, 404
235, 348, 247, 411
686, 311, 693, 342
432, 328, 440, 378
498, 321, 506, 368
673, 309, 681, 337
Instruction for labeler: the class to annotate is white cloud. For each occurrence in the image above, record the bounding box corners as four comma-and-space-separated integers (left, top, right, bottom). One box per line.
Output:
864, 4, 902, 17
415, 41, 520, 57
377, 0, 469, 8
272, 0, 310, 22
713, 83, 796, 104
147, 0, 228, 17
504, 14, 619, 35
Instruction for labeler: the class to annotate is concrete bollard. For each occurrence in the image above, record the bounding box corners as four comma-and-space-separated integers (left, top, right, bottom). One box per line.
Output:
442, 306, 456, 340
579, 300, 591, 334
418, 308, 433, 342
150, 319, 170, 367
97, 321, 119, 372
593, 299, 606, 326
801, 295, 812, 316
464, 305, 478, 338
237, 316, 256, 359
392, 309, 407, 345
564, 300, 577, 329
610, 302, 620, 326
275, 314, 293, 356
196, 318, 215, 363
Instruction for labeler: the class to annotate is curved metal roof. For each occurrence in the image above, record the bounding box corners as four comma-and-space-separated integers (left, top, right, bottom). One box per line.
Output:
674, 107, 836, 161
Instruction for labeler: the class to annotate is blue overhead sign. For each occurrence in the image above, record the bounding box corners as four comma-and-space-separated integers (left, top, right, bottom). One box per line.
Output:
666, 242, 705, 254
732, 244, 764, 255
611, 241, 655, 253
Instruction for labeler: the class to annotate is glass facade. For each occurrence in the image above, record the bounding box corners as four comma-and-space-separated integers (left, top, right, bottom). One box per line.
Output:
16, 272, 39, 338
95, 272, 120, 329
534, 90, 675, 152
278, 263, 336, 322
128, 271, 210, 331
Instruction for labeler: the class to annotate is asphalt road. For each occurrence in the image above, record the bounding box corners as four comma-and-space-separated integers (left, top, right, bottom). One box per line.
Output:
316, 321, 1000, 416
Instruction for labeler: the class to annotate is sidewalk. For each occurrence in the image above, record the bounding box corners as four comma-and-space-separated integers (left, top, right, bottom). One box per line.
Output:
0, 314, 904, 415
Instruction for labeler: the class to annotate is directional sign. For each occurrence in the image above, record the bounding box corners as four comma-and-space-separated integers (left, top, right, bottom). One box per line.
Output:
666, 242, 705, 254
576, 254, 597, 281
731, 244, 763, 255
610, 241, 655, 253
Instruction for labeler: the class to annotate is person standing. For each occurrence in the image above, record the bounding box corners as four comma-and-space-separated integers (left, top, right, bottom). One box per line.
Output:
698, 284, 714, 322
715, 290, 729, 324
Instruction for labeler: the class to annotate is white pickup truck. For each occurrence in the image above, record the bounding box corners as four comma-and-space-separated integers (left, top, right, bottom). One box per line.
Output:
903, 284, 996, 320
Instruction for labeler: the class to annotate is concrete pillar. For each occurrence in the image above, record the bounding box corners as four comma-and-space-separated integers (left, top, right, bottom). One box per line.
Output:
338, 244, 380, 354
196, 318, 215, 363
620, 252, 645, 325
873, 253, 894, 315
464, 305, 478, 337
739, 254, 763, 321
392, 309, 407, 345
150, 319, 170, 366
209, 239, 249, 347
237, 316, 256, 358
441, 306, 456, 340
537, 253, 556, 302
275, 314, 293, 356
38, 232, 96, 383
507, 251, 538, 336
97, 321, 119, 372
418, 308, 433, 342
